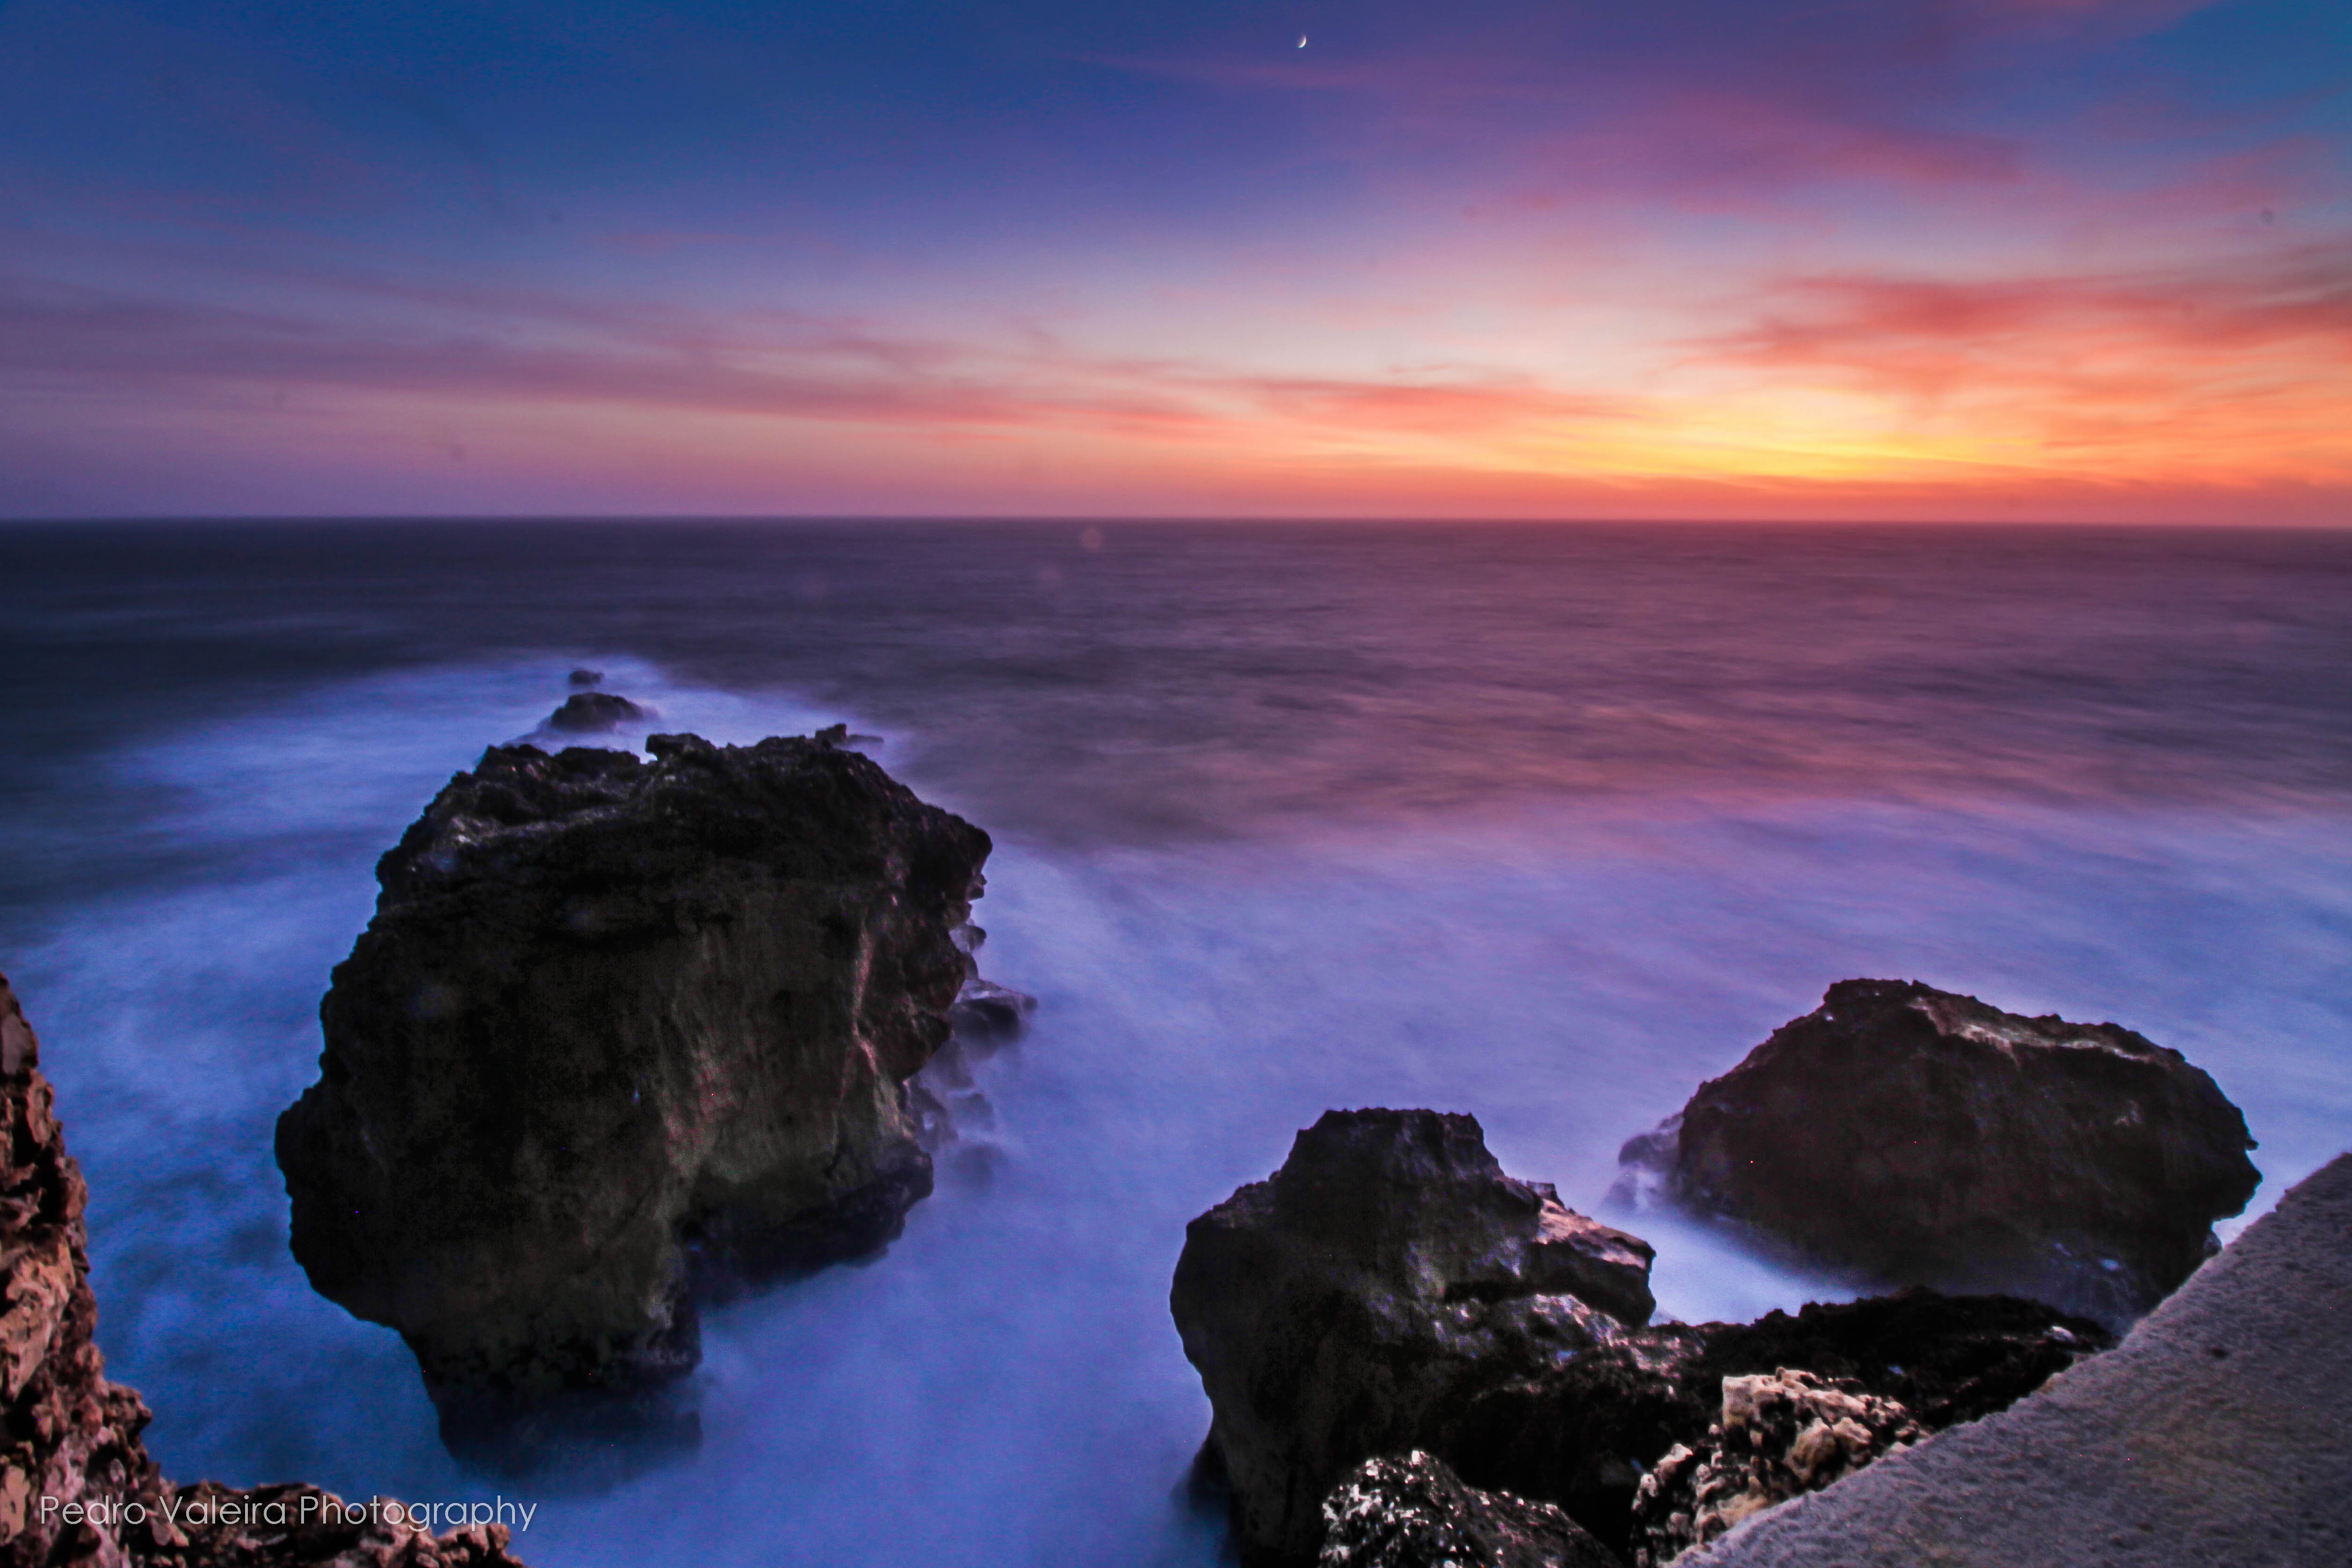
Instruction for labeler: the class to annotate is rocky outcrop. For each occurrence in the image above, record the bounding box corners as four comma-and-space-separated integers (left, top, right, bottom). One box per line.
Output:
1, 972, 529, 1568
1432, 1288, 2107, 1558
1173, 1111, 2110, 1565
1613, 979, 2259, 1326
541, 692, 650, 734
1170, 1109, 1657, 1564
1319, 1452, 1618, 1568
1629, 1369, 1923, 1565
275, 730, 994, 1421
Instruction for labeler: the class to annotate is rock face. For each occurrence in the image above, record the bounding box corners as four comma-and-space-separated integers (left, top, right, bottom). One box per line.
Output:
1170, 1109, 1657, 1564
1614, 979, 2259, 1326
1172, 1110, 2112, 1565
1, 973, 157, 1567
0, 972, 529, 1568
1318, 1452, 1618, 1568
275, 730, 992, 1416
1629, 1369, 1924, 1565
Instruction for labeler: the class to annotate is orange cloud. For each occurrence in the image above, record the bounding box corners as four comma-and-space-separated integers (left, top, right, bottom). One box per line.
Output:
1683, 244, 2352, 485
4, 237, 2346, 522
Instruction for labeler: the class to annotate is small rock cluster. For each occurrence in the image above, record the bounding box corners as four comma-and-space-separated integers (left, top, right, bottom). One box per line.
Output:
1176, 1095, 2132, 1565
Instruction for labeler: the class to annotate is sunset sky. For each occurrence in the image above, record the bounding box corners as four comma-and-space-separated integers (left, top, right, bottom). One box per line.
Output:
1, 0, 2345, 521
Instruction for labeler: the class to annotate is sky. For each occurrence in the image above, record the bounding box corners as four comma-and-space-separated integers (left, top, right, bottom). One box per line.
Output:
0, 0, 2345, 521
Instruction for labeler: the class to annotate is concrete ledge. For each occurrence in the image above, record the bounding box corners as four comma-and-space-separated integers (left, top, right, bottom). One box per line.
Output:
1685, 1152, 2352, 1568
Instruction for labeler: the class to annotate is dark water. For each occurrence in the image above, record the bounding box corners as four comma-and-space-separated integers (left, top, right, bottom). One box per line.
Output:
1, 520, 2347, 1566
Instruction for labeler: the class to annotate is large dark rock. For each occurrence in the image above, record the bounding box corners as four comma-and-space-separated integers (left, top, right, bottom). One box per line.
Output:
0, 972, 530, 1568
1612, 979, 2260, 1326
1170, 1109, 1657, 1565
1319, 1452, 1619, 1568
275, 730, 993, 1418
1172, 1110, 2110, 1565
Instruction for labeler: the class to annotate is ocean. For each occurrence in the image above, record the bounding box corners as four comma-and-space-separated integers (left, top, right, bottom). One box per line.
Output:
1, 519, 2347, 1565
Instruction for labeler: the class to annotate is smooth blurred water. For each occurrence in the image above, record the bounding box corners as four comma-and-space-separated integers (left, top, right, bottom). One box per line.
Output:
0, 521, 2346, 1566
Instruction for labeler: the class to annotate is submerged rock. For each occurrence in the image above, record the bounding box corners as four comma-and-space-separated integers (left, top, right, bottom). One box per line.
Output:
542, 691, 648, 733
1172, 1110, 2111, 1564
0, 972, 530, 1568
1170, 1109, 1656, 1564
275, 730, 993, 1422
1613, 979, 2259, 1325
1319, 1452, 1618, 1568
1629, 1369, 1924, 1565
945, 976, 1037, 1047
907, 975, 1038, 1170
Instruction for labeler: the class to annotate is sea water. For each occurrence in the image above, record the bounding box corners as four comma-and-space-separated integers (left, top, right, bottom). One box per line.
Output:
0, 520, 2346, 1566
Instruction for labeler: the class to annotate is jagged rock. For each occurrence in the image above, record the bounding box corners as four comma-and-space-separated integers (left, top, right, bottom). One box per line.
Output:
1172, 1110, 2112, 1564
1169, 1109, 1656, 1565
542, 691, 648, 733
0, 972, 531, 1568
1629, 1370, 1924, 1565
1318, 1452, 1618, 1568
275, 730, 993, 1420
1613, 979, 2260, 1325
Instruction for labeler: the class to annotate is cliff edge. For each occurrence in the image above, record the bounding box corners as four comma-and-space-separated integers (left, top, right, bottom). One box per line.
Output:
1, 971, 528, 1568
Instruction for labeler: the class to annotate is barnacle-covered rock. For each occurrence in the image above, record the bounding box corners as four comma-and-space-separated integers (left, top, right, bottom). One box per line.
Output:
1318, 1452, 1617, 1568
1630, 1369, 1925, 1564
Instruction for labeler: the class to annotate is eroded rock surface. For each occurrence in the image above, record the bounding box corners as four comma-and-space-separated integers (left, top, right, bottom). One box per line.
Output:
0, 972, 529, 1568
1170, 1109, 1656, 1564
1319, 1452, 1617, 1568
1629, 1369, 1924, 1565
275, 730, 993, 1416
1614, 979, 2259, 1325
